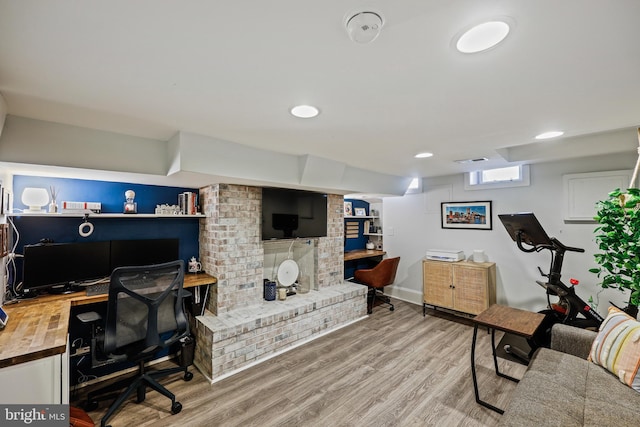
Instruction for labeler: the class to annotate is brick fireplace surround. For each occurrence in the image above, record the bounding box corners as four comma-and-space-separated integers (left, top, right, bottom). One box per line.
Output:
193, 184, 367, 382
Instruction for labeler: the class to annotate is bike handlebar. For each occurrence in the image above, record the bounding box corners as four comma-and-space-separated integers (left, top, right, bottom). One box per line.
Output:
550, 237, 584, 253
515, 232, 585, 254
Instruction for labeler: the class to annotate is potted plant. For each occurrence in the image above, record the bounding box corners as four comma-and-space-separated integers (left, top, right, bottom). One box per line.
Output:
590, 187, 640, 317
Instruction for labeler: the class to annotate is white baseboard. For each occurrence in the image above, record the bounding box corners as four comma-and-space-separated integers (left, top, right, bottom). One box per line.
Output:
386, 286, 422, 306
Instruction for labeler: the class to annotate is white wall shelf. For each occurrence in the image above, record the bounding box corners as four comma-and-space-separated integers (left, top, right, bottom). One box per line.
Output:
344, 216, 379, 219
363, 232, 383, 236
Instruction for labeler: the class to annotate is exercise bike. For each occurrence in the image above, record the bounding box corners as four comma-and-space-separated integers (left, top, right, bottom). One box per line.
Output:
498, 213, 604, 361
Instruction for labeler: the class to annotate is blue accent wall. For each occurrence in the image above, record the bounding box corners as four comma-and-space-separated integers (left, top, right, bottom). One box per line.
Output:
14, 175, 194, 214
12, 175, 201, 276
343, 199, 370, 252
344, 199, 371, 279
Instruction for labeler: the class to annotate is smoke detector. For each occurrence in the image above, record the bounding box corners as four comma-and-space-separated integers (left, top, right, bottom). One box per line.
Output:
346, 12, 383, 44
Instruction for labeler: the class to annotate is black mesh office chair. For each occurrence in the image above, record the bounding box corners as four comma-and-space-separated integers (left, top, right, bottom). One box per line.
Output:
82, 260, 193, 427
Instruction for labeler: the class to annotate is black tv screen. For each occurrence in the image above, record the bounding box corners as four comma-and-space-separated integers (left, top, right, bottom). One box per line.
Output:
22, 241, 111, 291
110, 238, 179, 269
262, 188, 327, 240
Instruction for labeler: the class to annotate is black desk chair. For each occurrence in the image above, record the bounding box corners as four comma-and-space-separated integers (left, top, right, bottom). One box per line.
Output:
81, 260, 193, 427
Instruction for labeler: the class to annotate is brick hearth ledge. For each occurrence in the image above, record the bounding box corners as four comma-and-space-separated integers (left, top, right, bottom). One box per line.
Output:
193, 282, 367, 382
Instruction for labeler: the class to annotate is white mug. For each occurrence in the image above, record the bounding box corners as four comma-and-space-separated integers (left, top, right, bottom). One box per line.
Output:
188, 257, 202, 273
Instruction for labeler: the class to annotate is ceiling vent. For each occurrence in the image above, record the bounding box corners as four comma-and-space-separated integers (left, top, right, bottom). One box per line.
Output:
454, 157, 489, 164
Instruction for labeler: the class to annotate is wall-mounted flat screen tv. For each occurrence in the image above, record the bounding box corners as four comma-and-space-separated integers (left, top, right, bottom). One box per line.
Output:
262, 188, 327, 240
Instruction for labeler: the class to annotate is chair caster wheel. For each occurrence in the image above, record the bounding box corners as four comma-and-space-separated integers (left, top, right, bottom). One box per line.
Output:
389, 306, 395, 311
85, 400, 99, 411
172, 401, 182, 414
184, 371, 194, 381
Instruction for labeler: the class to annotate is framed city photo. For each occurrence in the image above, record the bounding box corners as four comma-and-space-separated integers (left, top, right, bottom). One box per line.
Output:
354, 207, 366, 216
441, 201, 492, 230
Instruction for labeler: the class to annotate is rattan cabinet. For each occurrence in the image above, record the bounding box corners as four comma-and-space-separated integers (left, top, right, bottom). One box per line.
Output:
422, 260, 496, 316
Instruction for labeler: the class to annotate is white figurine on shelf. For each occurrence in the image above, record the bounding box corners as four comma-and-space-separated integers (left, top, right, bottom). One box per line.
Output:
123, 189, 137, 214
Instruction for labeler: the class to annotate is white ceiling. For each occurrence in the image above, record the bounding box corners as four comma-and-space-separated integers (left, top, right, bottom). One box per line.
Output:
1, 0, 639, 181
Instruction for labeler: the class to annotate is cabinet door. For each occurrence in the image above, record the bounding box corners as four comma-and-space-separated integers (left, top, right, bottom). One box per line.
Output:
453, 265, 489, 315
0, 355, 63, 404
423, 261, 454, 309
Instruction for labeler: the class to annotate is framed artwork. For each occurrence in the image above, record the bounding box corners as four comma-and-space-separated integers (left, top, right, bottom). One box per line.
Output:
1, 189, 9, 215
354, 207, 366, 216
0, 223, 7, 257
441, 201, 492, 230
344, 201, 353, 217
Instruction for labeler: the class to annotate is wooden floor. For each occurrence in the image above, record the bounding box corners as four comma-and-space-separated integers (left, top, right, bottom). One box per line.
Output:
73, 301, 527, 427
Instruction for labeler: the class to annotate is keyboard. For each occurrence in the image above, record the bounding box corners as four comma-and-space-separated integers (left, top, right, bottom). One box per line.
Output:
85, 282, 110, 296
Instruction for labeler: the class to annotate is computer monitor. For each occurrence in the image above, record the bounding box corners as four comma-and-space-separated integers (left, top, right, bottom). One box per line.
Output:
21, 238, 181, 295
498, 213, 553, 247
22, 241, 111, 293
109, 238, 179, 270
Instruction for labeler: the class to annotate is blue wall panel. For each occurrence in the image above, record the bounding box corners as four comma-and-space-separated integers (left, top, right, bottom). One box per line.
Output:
344, 199, 371, 279
13, 175, 194, 214
343, 199, 370, 252
12, 175, 201, 277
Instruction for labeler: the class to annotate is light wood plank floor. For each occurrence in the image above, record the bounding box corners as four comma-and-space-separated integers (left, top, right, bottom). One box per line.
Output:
73, 300, 527, 427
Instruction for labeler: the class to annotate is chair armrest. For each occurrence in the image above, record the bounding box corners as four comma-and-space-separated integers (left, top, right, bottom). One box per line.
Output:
550, 323, 597, 359
76, 311, 102, 324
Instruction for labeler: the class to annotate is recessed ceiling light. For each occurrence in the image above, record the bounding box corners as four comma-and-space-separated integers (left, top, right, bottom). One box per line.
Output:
535, 131, 564, 140
456, 21, 510, 53
415, 152, 434, 159
290, 105, 319, 118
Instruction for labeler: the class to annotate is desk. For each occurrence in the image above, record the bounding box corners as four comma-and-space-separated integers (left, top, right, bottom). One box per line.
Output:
344, 249, 386, 280
344, 249, 386, 262
470, 304, 545, 414
0, 273, 216, 403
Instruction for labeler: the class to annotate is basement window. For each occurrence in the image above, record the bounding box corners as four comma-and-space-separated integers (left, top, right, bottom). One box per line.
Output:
465, 165, 530, 190
405, 177, 422, 194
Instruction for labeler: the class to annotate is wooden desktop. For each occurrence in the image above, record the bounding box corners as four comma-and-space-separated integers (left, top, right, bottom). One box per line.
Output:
0, 272, 216, 368
344, 249, 386, 262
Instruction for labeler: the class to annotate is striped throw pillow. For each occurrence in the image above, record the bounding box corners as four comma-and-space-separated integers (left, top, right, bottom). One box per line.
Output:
589, 306, 640, 392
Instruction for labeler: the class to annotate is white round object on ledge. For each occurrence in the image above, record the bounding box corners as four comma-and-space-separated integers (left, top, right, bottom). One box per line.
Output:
277, 259, 299, 287
472, 249, 486, 263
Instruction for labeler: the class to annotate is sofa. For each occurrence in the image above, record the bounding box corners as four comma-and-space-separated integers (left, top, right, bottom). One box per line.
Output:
499, 323, 640, 426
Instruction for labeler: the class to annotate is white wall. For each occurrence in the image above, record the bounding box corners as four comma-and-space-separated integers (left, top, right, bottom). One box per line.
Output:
0, 116, 168, 175
382, 152, 636, 318
0, 93, 7, 139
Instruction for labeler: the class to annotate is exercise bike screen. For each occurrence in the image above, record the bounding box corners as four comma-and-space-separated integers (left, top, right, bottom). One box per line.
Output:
498, 213, 553, 247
